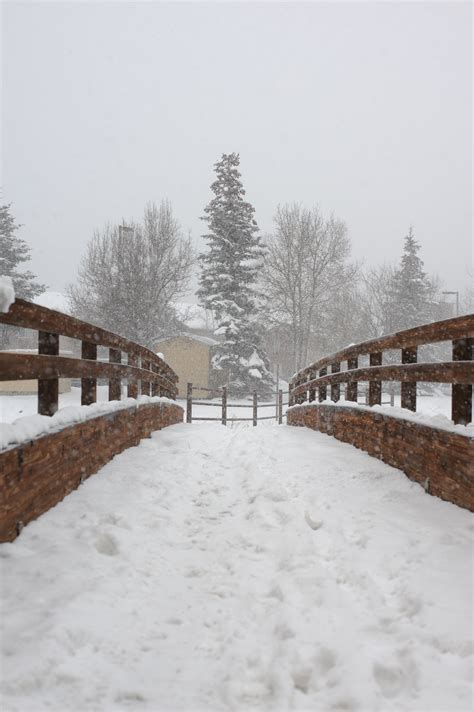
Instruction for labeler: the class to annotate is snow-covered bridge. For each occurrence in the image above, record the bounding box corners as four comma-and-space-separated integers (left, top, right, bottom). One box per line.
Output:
1, 298, 473, 710
2, 421, 472, 711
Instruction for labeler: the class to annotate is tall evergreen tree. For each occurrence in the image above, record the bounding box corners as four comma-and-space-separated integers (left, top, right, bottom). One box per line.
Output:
390, 227, 434, 331
198, 153, 273, 398
0, 204, 45, 299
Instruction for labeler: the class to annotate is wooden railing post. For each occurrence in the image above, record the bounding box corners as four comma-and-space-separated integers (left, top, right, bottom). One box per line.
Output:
452, 338, 473, 425
368, 352, 382, 406
308, 370, 316, 402
141, 359, 150, 396
151, 364, 160, 397
127, 353, 138, 399
318, 367, 327, 402
253, 390, 258, 426
295, 377, 305, 405
38, 331, 59, 416
330, 362, 340, 402
186, 382, 193, 423
221, 386, 227, 426
108, 348, 122, 401
278, 389, 283, 424
401, 347, 417, 411
81, 341, 97, 405
295, 378, 301, 404
346, 356, 358, 402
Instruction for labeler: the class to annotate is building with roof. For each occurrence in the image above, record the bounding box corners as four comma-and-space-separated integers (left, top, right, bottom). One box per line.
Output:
153, 333, 219, 398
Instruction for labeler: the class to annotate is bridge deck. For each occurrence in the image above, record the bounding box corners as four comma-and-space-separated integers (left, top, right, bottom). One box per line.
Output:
1, 423, 472, 711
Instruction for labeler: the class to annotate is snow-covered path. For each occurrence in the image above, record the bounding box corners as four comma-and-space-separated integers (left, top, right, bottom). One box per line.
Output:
1, 423, 472, 712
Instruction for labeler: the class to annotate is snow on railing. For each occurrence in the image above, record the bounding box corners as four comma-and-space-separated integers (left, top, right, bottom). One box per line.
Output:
289, 314, 474, 425
0, 298, 179, 416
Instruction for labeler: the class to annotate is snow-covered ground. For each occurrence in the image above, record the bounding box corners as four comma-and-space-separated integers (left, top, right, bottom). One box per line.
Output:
1, 422, 472, 711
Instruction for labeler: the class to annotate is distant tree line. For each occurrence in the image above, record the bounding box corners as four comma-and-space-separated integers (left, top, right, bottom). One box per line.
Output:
2, 164, 472, 396
261, 219, 449, 379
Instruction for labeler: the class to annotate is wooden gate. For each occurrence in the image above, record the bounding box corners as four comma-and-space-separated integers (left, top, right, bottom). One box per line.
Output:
185, 383, 289, 425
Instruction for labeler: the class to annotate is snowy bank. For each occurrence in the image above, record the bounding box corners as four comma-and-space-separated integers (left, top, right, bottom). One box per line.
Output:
0, 395, 179, 452
288, 398, 474, 438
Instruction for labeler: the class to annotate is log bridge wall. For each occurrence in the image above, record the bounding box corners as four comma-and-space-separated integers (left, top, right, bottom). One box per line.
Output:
288, 314, 474, 511
0, 299, 183, 541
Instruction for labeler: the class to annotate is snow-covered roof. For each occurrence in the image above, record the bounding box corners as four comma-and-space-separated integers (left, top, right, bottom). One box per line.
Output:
33, 291, 71, 314
154, 332, 219, 347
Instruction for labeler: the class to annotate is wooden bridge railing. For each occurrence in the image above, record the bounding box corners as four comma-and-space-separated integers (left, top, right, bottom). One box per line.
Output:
289, 314, 474, 425
0, 299, 178, 415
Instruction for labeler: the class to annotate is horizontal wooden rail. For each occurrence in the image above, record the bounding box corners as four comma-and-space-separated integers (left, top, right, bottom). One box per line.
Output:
289, 315, 474, 426
294, 314, 474, 382
0, 353, 176, 393
0, 299, 177, 383
291, 363, 474, 396
0, 298, 179, 415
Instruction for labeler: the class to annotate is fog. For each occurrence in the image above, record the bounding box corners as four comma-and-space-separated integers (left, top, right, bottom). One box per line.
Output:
2, 1, 472, 294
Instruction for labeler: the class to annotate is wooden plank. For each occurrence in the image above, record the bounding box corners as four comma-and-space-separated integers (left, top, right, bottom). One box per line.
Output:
127, 353, 138, 399
109, 348, 122, 401
293, 313, 474, 382
0, 353, 177, 396
346, 356, 358, 402
331, 362, 341, 402
452, 338, 473, 425
187, 383, 193, 423
151, 364, 161, 397
368, 352, 382, 406
81, 341, 97, 405
38, 331, 59, 416
401, 347, 417, 411
141, 359, 150, 397
291, 361, 474, 396
318, 367, 327, 402
0, 298, 178, 383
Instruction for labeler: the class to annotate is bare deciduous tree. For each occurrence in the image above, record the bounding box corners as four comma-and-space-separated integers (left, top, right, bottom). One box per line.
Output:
262, 204, 357, 373
69, 201, 194, 347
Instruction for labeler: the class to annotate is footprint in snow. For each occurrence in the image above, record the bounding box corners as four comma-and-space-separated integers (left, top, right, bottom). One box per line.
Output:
305, 511, 323, 531
94, 532, 119, 556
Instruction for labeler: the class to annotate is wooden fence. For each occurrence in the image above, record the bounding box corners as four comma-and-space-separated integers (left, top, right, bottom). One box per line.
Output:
0, 298, 178, 414
185, 383, 288, 425
289, 314, 474, 425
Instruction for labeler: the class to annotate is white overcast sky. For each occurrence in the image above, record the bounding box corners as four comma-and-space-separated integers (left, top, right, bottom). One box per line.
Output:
2, 0, 472, 296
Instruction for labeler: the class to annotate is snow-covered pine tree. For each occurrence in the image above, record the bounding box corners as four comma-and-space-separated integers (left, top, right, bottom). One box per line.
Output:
0, 204, 45, 299
390, 227, 435, 331
198, 153, 273, 398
